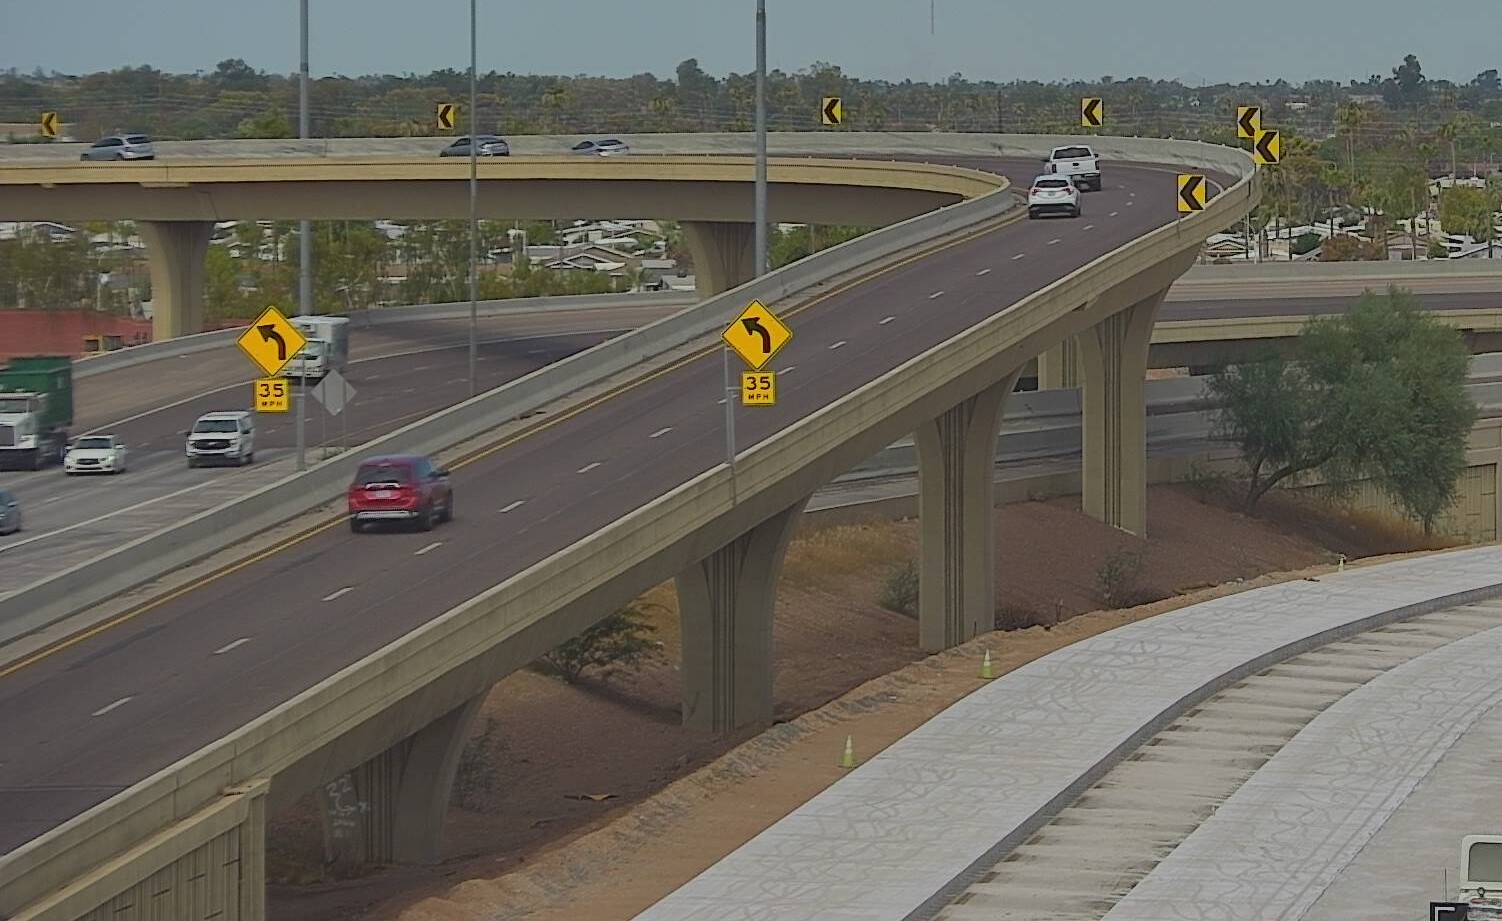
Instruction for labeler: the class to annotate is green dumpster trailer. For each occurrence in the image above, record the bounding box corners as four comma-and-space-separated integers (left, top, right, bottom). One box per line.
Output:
0, 356, 74, 470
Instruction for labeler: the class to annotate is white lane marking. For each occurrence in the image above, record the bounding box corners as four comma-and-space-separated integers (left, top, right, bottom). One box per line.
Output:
44, 496, 62, 504
1047, 238, 1061, 246
780, 365, 797, 373
1109, 211, 1119, 217
1129, 191, 1136, 198
1127, 200, 1135, 206
92, 696, 135, 717
577, 461, 602, 474
975, 268, 992, 276
828, 341, 847, 350
1011, 253, 1025, 261
1083, 224, 1095, 231
928, 291, 945, 299
412, 365, 431, 371
649, 427, 672, 439
879, 316, 896, 325
717, 398, 727, 405
321, 587, 355, 602
415, 541, 443, 556
447, 377, 467, 385
500, 499, 527, 513
213, 637, 253, 654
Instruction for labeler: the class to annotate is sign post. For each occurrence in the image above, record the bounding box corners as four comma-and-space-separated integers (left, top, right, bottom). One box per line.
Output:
719, 299, 794, 484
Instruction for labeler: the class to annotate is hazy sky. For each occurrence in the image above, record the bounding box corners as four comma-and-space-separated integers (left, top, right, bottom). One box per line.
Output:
1, 0, 1496, 86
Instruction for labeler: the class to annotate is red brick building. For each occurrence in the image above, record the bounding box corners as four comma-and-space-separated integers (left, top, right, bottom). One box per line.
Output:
0, 310, 153, 361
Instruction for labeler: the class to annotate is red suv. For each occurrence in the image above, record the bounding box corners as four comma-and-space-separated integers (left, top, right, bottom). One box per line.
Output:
347, 454, 454, 532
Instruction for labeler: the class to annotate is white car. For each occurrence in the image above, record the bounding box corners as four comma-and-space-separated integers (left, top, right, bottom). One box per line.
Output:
1027, 175, 1082, 219
571, 138, 631, 156
64, 434, 127, 475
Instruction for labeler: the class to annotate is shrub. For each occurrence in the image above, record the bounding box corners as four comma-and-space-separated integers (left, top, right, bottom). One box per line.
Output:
1095, 548, 1146, 608
541, 602, 660, 684
878, 560, 920, 617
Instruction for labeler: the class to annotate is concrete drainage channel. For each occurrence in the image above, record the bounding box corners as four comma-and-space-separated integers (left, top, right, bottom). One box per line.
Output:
928, 598, 1502, 920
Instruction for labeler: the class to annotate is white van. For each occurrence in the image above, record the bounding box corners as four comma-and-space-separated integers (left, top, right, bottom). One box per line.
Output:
186, 410, 256, 467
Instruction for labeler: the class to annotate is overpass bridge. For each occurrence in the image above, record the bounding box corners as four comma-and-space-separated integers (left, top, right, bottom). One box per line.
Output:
0, 130, 1250, 919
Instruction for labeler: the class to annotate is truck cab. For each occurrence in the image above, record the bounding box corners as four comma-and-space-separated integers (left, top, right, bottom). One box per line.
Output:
285, 316, 350, 381
0, 356, 73, 470
1044, 144, 1102, 192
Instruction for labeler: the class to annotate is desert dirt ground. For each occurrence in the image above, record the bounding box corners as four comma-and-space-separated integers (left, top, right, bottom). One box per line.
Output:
265, 483, 1453, 921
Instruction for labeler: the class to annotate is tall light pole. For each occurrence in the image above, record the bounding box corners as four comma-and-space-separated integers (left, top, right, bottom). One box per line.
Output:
753, 0, 768, 277
295, 0, 311, 471
467, 0, 479, 396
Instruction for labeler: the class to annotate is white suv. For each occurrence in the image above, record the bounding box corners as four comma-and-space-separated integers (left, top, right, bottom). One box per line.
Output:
186, 411, 256, 468
1028, 175, 1082, 219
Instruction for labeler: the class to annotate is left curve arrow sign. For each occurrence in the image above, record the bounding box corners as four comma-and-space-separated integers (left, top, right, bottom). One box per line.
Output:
258, 324, 288, 360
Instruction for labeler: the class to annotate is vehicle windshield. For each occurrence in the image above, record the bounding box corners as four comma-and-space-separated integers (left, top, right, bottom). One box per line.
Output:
74, 436, 114, 450
1054, 146, 1092, 159
0, 397, 32, 413
356, 464, 413, 486
193, 419, 240, 433
295, 341, 326, 358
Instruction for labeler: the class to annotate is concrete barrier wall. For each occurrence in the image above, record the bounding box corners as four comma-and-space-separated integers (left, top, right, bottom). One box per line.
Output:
0, 161, 1014, 647
72, 291, 696, 379
0, 136, 1249, 914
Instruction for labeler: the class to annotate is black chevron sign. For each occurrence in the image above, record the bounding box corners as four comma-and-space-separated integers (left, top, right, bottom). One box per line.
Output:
1080, 97, 1103, 128
821, 97, 843, 126
1177, 174, 1206, 213
437, 103, 456, 131
1237, 105, 1260, 139
1254, 129, 1281, 165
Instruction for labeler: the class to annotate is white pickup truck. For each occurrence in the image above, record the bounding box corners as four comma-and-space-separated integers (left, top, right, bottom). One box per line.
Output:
1044, 144, 1102, 192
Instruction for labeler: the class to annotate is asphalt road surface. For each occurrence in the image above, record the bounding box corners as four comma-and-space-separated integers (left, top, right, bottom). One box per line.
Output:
0, 157, 1238, 854
0, 307, 677, 594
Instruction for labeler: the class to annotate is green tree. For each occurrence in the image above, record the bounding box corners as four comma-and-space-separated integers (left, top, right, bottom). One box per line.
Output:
1209, 288, 1476, 530
234, 106, 293, 139
540, 603, 660, 684
1440, 185, 1496, 252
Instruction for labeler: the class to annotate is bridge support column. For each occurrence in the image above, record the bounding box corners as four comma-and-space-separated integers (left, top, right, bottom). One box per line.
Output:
1078, 287, 1169, 537
676, 500, 807, 733
138, 220, 214, 341
916, 371, 1021, 652
682, 221, 755, 299
1036, 338, 1080, 390
320, 694, 484, 868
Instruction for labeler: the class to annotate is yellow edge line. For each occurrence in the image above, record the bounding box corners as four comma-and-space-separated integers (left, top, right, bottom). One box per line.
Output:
0, 203, 1023, 681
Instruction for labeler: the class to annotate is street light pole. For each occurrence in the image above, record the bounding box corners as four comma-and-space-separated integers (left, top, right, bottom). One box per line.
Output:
295, 0, 311, 471
467, 0, 479, 397
753, 0, 768, 277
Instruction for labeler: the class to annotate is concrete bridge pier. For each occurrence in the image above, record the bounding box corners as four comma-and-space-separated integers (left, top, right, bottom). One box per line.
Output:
138, 220, 214, 341
1078, 285, 1171, 537
682, 221, 756, 299
1036, 337, 1080, 390
318, 694, 485, 869
915, 371, 1023, 652
676, 500, 808, 733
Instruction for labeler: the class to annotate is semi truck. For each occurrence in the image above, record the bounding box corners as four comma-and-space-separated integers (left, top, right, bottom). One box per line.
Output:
285, 315, 350, 382
0, 355, 73, 470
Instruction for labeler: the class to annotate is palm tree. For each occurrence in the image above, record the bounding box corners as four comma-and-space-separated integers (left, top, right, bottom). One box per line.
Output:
1336, 102, 1369, 183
